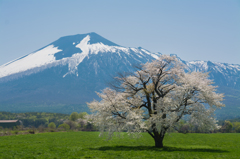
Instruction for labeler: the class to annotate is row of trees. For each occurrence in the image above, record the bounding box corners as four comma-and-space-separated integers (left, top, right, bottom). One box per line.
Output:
0, 112, 69, 128
220, 121, 240, 133
0, 111, 96, 136
54, 112, 96, 131
174, 120, 240, 133
1, 111, 239, 134
0, 111, 96, 131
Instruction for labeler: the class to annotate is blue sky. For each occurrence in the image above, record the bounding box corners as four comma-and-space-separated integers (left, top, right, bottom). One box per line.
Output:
0, 0, 239, 65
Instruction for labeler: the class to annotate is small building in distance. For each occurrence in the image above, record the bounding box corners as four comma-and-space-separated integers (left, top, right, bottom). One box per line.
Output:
0, 120, 21, 128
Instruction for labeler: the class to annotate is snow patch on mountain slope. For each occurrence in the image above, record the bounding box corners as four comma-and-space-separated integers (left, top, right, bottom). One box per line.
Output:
62, 53, 85, 77
229, 65, 240, 71
62, 35, 159, 77
75, 35, 158, 58
0, 45, 62, 78
187, 61, 208, 71
213, 62, 227, 70
187, 61, 240, 72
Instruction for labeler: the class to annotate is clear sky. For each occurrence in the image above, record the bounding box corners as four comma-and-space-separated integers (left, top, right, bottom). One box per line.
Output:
0, 0, 239, 65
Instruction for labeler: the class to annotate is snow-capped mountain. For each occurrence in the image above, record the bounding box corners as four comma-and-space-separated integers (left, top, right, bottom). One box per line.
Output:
0, 32, 239, 118
0, 32, 159, 82
0, 32, 161, 114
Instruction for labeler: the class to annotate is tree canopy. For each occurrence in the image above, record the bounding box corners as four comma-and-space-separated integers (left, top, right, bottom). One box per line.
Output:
70, 112, 79, 121
88, 55, 224, 148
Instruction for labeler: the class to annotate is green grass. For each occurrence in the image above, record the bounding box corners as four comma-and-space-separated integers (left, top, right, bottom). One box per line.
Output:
0, 132, 239, 159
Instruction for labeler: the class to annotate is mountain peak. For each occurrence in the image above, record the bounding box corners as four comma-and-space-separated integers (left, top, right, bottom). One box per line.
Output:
44, 32, 119, 61
52, 32, 119, 47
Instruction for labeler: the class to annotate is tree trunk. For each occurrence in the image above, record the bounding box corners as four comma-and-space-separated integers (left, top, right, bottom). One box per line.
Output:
154, 138, 164, 148
153, 129, 165, 148
154, 134, 164, 148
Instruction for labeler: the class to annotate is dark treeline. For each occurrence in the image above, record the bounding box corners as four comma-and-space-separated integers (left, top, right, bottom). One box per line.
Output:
0, 111, 69, 128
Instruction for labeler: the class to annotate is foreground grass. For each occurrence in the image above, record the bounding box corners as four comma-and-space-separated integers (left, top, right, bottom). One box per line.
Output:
0, 132, 239, 159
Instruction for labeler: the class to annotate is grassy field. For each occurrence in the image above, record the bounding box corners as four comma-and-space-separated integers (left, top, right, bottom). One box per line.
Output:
0, 132, 239, 159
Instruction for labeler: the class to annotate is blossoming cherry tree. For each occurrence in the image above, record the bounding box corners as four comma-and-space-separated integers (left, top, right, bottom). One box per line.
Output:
88, 55, 224, 148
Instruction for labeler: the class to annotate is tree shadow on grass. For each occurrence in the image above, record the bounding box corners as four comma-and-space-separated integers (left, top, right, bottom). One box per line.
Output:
90, 146, 228, 153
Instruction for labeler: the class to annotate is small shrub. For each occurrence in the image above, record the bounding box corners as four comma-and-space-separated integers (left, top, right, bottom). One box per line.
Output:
58, 123, 70, 131
235, 126, 240, 133
77, 119, 87, 129
14, 130, 19, 134
48, 122, 56, 129
23, 131, 29, 135
70, 112, 79, 121
38, 125, 45, 133
179, 125, 189, 134
221, 121, 233, 133
65, 120, 77, 130
49, 129, 56, 132
4, 129, 12, 136
79, 112, 88, 119
16, 125, 24, 131
28, 129, 35, 134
